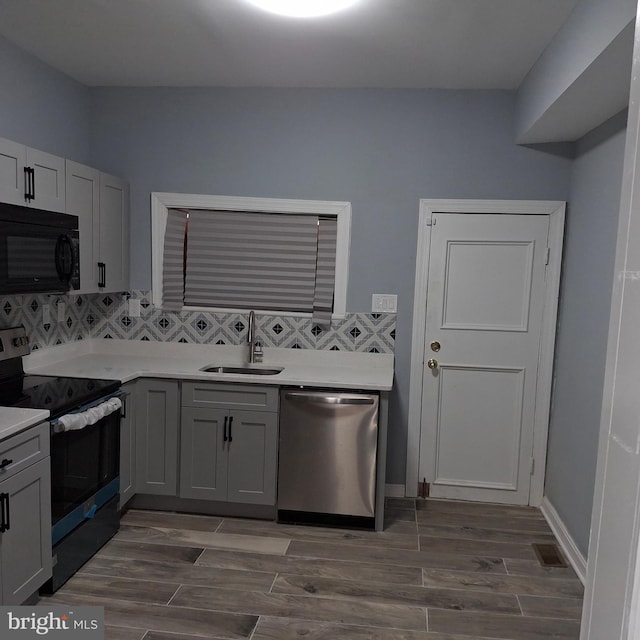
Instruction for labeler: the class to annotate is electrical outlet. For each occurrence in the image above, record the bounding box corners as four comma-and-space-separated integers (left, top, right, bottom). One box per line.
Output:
42, 304, 50, 325
372, 294, 397, 313
57, 302, 65, 322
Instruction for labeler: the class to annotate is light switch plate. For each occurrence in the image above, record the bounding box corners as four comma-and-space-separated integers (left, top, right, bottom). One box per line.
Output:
57, 302, 65, 322
372, 294, 397, 313
42, 304, 50, 325
129, 299, 141, 318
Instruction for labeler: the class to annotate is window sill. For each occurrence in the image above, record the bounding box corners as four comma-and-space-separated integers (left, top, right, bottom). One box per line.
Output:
155, 304, 346, 322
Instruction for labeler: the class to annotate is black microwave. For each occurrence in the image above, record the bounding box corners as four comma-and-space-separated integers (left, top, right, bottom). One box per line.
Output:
0, 202, 80, 294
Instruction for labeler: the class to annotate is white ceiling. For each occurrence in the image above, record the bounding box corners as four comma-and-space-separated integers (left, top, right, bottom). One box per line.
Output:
0, 0, 581, 89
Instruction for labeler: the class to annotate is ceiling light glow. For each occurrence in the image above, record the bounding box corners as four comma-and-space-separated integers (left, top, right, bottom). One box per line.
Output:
246, 0, 360, 18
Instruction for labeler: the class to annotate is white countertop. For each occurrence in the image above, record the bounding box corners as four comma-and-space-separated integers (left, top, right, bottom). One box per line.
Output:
0, 408, 49, 441
24, 339, 394, 391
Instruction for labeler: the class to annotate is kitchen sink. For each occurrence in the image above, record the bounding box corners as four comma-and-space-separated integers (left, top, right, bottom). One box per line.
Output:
200, 364, 284, 375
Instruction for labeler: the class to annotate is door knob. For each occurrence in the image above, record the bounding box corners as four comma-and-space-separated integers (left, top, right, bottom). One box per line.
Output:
427, 359, 438, 369
430, 341, 441, 352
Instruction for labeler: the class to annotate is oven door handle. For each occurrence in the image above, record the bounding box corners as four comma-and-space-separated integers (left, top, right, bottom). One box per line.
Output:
51, 393, 123, 434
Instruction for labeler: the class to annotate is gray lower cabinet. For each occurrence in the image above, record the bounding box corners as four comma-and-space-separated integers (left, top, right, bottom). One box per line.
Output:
226, 410, 278, 504
180, 382, 279, 505
180, 407, 227, 502
119, 381, 137, 508
135, 379, 180, 496
0, 422, 52, 604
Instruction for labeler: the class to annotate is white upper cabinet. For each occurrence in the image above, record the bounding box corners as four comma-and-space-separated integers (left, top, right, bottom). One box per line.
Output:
0, 137, 65, 212
0, 138, 26, 205
65, 161, 129, 293
65, 160, 100, 293
99, 172, 129, 292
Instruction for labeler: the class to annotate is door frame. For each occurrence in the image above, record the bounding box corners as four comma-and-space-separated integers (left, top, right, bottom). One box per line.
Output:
406, 199, 566, 506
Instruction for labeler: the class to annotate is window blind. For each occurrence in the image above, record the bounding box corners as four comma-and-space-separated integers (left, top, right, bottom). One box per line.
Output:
312, 217, 337, 325
161, 208, 337, 323
162, 209, 188, 310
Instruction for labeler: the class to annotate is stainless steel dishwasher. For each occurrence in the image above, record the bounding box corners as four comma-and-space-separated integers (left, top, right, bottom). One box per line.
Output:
277, 388, 379, 528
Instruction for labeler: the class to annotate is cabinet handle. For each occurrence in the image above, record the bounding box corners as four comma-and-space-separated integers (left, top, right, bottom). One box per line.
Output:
4, 493, 9, 532
223, 415, 228, 442
98, 262, 106, 288
228, 415, 233, 443
24, 167, 32, 201
0, 493, 8, 533
0, 458, 12, 470
30, 167, 35, 200
121, 394, 128, 420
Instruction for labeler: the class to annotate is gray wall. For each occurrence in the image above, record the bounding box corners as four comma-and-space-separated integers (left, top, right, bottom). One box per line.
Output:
545, 110, 627, 556
0, 35, 91, 163
515, 0, 635, 142
88, 87, 572, 483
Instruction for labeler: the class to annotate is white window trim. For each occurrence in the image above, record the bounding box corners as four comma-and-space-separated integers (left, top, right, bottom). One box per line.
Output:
150, 192, 351, 319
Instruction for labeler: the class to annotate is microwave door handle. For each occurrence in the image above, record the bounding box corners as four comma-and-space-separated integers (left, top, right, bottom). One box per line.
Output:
55, 235, 74, 283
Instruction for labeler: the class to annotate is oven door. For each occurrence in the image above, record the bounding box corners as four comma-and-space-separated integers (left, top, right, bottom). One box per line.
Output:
0, 208, 80, 294
50, 400, 120, 545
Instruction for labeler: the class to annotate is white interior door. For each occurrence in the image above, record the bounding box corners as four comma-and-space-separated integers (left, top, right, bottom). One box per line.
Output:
419, 213, 549, 504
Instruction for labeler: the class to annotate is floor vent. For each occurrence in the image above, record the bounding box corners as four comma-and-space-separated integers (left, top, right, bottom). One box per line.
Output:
532, 543, 568, 568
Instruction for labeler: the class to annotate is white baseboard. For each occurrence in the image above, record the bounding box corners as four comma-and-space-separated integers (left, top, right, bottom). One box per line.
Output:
540, 497, 587, 584
385, 483, 406, 498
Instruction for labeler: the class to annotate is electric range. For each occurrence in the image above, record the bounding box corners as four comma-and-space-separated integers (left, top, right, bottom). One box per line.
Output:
0, 326, 123, 593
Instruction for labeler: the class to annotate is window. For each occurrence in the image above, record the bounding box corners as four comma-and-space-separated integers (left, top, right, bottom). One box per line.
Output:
151, 193, 351, 321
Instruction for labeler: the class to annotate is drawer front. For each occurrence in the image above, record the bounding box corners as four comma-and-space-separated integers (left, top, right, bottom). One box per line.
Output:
0, 422, 49, 481
183, 382, 279, 412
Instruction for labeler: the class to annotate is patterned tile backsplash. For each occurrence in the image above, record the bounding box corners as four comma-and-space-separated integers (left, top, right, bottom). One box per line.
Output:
0, 290, 396, 354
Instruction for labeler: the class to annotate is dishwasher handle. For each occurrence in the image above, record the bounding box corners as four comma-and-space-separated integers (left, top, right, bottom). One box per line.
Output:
284, 392, 376, 405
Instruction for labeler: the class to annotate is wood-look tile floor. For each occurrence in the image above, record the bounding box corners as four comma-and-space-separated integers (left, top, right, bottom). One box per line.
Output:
40, 498, 583, 639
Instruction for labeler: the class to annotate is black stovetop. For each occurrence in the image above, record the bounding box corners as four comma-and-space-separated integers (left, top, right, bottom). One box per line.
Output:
0, 374, 121, 418
0, 327, 121, 418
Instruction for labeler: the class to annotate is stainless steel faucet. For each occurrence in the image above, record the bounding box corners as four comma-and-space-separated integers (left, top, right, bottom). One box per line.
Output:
247, 310, 256, 363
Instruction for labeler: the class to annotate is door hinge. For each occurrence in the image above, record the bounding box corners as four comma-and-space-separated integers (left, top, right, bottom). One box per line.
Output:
426, 216, 436, 227
545, 247, 550, 265
530, 457, 535, 475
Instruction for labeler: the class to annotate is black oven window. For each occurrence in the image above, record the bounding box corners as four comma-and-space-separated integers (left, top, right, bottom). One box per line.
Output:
50, 411, 120, 524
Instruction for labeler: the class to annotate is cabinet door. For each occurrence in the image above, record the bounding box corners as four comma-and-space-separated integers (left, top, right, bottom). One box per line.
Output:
135, 379, 179, 496
0, 137, 26, 205
227, 410, 278, 505
119, 382, 137, 508
99, 172, 129, 291
65, 160, 100, 293
0, 458, 52, 604
26, 148, 66, 212
179, 407, 228, 501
